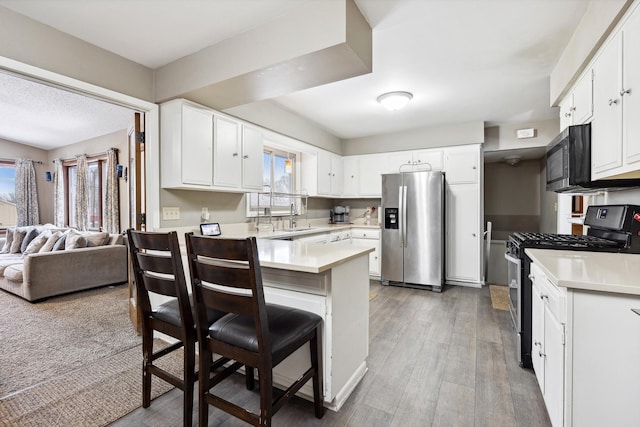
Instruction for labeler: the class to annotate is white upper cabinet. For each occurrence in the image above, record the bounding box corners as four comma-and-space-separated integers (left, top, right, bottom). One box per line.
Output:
213, 115, 242, 188
357, 154, 386, 197
560, 69, 593, 131
592, 5, 640, 179
304, 149, 343, 197
160, 99, 214, 189
444, 145, 479, 184
241, 125, 264, 191
342, 156, 358, 197
160, 99, 263, 193
592, 33, 623, 176
386, 149, 443, 174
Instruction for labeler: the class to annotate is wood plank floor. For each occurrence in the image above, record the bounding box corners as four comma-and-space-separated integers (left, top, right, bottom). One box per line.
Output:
109, 282, 551, 427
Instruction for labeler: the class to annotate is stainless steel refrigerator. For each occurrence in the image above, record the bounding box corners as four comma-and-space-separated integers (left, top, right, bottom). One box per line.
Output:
381, 170, 444, 292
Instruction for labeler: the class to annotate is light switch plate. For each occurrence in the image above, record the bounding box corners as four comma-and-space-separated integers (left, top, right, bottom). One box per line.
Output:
162, 207, 180, 220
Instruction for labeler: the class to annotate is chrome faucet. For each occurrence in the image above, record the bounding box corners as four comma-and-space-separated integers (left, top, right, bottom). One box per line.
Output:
289, 202, 297, 229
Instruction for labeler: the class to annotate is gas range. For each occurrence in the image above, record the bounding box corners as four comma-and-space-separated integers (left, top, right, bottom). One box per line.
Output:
506, 204, 640, 368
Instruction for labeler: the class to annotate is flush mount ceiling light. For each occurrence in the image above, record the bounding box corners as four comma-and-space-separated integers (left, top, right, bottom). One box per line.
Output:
504, 155, 522, 166
377, 91, 413, 111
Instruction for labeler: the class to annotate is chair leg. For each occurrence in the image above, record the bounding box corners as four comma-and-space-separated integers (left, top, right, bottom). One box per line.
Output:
184, 341, 196, 427
198, 347, 211, 427
258, 366, 273, 427
245, 366, 255, 390
311, 328, 325, 419
142, 327, 153, 408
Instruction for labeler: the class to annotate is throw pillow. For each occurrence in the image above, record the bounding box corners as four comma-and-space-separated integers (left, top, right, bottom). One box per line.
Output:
52, 233, 68, 251
23, 232, 49, 255
40, 231, 63, 253
20, 228, 40, 253
0, 227, 14, 254
83, 231, 109, 247
65, 230, 87, 250
10, 229, 27, 254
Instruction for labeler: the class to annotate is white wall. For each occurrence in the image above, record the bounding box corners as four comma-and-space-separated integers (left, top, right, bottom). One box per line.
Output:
342, 121, 484, 156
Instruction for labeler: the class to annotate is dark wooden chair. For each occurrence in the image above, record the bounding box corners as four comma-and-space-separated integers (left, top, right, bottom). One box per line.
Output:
126, 229, 227, 427
185, 233, 325, 427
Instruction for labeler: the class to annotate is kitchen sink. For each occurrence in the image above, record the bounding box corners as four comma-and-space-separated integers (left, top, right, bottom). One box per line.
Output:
283, 227, 315, 232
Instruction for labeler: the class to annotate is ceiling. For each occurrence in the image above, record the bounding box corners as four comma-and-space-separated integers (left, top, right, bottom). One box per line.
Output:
0, 0, 590, 153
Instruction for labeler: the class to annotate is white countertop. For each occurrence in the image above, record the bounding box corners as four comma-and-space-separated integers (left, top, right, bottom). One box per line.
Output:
220, 223, 380, 240
163, 225, 375, 274
256, 239, 373, 274
525, 248, 640, 296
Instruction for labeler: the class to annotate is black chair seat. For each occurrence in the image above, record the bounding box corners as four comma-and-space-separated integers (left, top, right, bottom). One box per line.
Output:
209, 304, 322, 363
153, 298, 226, 328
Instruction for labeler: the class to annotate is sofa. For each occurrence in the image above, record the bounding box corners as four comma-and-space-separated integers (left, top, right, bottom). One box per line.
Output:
0, 225, 128, 302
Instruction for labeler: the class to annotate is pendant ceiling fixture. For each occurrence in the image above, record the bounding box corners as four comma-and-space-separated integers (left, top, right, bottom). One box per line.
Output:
377, 91, 413, 111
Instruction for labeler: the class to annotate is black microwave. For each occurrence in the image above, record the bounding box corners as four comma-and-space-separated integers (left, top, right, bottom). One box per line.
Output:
545, 123, 640, 193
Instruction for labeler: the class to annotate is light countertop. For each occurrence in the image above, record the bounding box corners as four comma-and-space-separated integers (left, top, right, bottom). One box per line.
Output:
525, 249, 640, 296
256, 239, 373, 274
220, 223, 380, 240
163, 225, 375, 274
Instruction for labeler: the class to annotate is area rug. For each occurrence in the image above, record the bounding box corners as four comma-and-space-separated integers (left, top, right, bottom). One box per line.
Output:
0, 285, 181, 426
489, 284, 509, 311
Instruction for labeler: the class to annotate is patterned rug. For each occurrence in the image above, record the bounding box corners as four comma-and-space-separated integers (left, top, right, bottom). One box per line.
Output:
489, 285, 509, 311
0, 285, 181, 426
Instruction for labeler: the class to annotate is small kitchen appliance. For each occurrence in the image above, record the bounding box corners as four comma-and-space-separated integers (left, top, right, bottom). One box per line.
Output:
505, 204, 640, 368
332, 205, 350, 224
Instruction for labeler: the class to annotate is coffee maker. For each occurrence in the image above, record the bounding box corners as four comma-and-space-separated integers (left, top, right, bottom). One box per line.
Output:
331, 205, 350, 224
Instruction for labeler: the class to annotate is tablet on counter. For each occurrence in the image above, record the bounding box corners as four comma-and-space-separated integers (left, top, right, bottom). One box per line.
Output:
200, 222, 221, 236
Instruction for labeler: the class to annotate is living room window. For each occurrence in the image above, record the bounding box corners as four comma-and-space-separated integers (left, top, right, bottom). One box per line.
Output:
0, 161, 17, 230
65, 156, 107, 230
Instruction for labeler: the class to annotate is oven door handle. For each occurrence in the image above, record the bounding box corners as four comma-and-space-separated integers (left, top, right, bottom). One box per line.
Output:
504, 253, 521, 265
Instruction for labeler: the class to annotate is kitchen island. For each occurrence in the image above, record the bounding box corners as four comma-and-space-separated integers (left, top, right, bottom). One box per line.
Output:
162, 229, 374, 411
526, 249, 640, 427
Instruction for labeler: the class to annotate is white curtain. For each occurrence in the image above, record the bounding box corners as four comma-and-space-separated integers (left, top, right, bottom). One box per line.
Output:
53, 158, 65, 227
15, 158, 39, 226
103, 148, 119, 233
74, 154, 89, 231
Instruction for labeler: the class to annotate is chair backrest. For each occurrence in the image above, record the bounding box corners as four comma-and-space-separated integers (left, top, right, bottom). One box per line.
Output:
127, 229, 193, 328
185, 233, 270, 355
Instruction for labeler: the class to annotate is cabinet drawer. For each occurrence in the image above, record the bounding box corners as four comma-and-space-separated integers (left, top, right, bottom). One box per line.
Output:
351, 228, 380, 239
541, 276, 566, 323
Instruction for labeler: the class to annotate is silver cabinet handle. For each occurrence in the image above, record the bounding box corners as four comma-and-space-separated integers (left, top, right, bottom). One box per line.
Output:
540, 294, 549, 300
528, 273, 534, 280
243, 155, 249, 159
472, 233, 477, 237
539, 351, 546, 358
608, 98, 619, 106
534, 341, 541, 347
232, 153, 238, 157
621, 88, 632, 96
564, 112, 572, 117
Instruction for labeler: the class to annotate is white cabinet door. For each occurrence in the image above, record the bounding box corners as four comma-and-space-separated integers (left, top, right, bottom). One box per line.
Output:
241, 125, 264, 191
445, 184, 480, 283
317, 150, 333, 196
358, 154, 385, 196
331, 154, 343, 196
559, 94, 574, 131
531, 271, 546, 392
623, 10, 640, 166
213, 115, 242, 188
544, 305, 564, 427
592, 34, 623, 176
181, 103, 213, 186
387, 151, 413, 174
445, 147, 479, 184
414, 149, 443, 171
572, 69, 594, 125
342, 157, 358, 197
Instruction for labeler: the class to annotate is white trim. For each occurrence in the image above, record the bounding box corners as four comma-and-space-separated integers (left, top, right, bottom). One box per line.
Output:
0, 56, 160, 230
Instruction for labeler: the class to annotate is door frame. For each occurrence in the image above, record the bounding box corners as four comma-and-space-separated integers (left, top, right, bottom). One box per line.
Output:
0, 57, 160, 231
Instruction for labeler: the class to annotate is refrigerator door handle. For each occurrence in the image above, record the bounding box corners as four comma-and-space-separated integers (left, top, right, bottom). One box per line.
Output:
402, 185, 408, 248
398, 186, 404, 246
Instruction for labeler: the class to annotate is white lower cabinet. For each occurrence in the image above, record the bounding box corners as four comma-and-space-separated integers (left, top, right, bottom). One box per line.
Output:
530, 263, 566, 427
351, 228, 381, 277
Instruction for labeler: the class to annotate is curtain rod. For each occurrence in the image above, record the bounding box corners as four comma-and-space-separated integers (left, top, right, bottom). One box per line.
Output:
56, 148, 119, 164
0, 158, 44, 164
